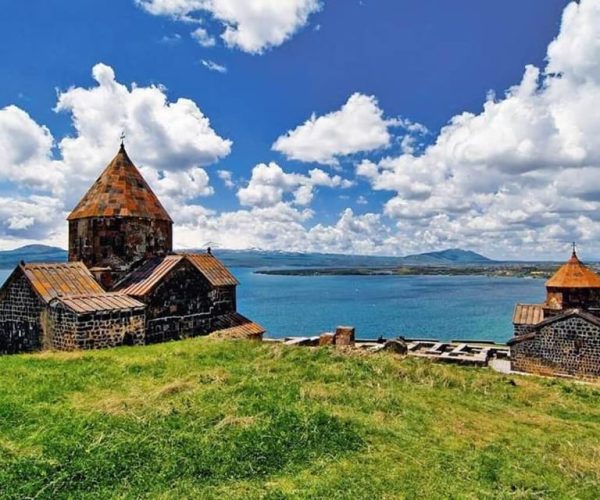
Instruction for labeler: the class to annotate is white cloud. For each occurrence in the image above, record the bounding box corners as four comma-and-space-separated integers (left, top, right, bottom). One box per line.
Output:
355, 0, 600, 259
55, 63, 231, 181
192, 27, 216, 47
136, 0, 322, 54
201, 59, 227, 73
0, 106, 61, 192
546, 0, 600, 82
237, 162, 352, 208
0, 195, 66, 244
141, 166, 214, 201
0, 63, 231, 247
272, 93, 398, 165
217, 169, 235, 188
173, 202, 390, 255
4, 0, 600, 260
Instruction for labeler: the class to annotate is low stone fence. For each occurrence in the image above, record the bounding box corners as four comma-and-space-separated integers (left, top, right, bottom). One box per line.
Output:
270, 326, 510, 367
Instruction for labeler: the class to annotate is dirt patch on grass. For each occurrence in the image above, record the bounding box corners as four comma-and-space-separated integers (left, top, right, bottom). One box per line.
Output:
70, 377, 201, 415
157, 380, 196, 397
215, 415, 257, 429
31, 350, 86, 361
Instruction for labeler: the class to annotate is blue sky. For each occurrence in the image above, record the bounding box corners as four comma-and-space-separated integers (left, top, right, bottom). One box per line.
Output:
1, 0, 599, 259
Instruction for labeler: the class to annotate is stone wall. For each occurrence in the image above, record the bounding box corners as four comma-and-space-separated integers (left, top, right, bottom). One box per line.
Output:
47, 302, 146, 351
511, 316, 600, 378
142, 260, 236, 343
0, 272, 44, 354
547, 287, 600, 310
68, 217, 172, 275
514, 324, 535, 336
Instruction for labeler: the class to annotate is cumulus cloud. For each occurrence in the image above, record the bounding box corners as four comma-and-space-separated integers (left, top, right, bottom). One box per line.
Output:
4, 0, 600, 259
0, 63, 231, 247
0, 106, 60, 192
237, 162, 352, 208
136, 0, 322, 54
273, 93, 398, 165
56, 63, 231, 181
217, 169, 235, 188
0, 195, 66, 246
356, 0, 600, 259
191, 27, 216, 47
173, 202, 391, 255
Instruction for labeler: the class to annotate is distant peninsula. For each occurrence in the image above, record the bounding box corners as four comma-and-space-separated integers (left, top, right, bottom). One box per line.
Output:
255, 264, 557, 279
0, 245, 588, 280
250, 248, 566, 279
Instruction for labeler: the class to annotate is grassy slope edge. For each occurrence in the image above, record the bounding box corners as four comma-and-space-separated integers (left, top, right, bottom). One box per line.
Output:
0, 339, 598, 499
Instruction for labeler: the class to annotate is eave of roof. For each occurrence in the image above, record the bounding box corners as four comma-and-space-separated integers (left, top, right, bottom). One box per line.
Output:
115, 253, 238, 297
184, 253, 239, 286
508, 308, 600, 345
210, 312, 266, 338
54, 293, 145, 314
20, 262, 105, 303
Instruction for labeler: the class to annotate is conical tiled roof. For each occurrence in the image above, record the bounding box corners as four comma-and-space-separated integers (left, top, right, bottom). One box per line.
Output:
67, 145, 172, 222
546, 250, 600, 288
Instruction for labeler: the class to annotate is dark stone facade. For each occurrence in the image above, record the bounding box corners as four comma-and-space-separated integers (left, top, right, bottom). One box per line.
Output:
513, 324, 535, 337
46, 302, 145, 351
0, 272, 44, 354
546, 287, 600, 311
138, 260, 236, 344
511, 315, 600, 378
68, 217, 172, 276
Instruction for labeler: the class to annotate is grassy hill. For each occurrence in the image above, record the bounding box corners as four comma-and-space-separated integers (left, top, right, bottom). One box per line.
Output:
0, 340, 598, 499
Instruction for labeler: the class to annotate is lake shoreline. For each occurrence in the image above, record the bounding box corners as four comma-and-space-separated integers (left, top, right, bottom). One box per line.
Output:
254, 264, 558, 279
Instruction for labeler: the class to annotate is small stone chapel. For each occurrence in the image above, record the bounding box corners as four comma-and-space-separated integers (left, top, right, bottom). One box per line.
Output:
0, 144, 264, 354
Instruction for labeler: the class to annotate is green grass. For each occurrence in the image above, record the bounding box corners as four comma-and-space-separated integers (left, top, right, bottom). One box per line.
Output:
0, 340, 599, 499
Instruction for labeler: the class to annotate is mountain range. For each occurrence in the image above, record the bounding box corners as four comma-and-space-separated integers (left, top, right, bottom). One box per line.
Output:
0, 244, 493, 270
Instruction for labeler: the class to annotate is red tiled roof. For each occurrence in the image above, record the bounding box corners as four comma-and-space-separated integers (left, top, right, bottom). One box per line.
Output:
56, 293, 145, 313
185, 253, 239, 286
513, 304, 544, 325
67, 144, 172, 222
115, 255, 182, 296
115, 253, 238, 297
546, 251, 600, 288
211, 312, 266, 338
21, 262, 104, 303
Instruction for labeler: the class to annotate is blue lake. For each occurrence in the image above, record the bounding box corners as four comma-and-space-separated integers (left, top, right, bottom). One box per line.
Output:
232, 268, 545, 342
0, 267, 545, 343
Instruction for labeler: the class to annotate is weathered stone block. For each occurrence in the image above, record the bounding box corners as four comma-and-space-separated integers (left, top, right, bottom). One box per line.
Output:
319, 332, 335, 346
383, 339, 408, 355
335, 326, 355, 347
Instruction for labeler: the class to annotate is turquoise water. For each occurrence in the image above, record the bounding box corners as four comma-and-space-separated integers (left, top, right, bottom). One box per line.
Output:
0, 268, 545, 343
232, 268, 544, 342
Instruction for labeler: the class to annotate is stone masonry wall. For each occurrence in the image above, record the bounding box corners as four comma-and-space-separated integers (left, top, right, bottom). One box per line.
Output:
511, 316, 600, 378
0, 272, 44, 354
514, 324, 535, 336
69, 217, 172, 274
47, 303, 146, 351
143, 261, 236, 344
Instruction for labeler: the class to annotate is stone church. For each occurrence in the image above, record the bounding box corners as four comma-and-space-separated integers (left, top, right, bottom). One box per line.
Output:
0, 144, 264, 354
510, 248, 600, 378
